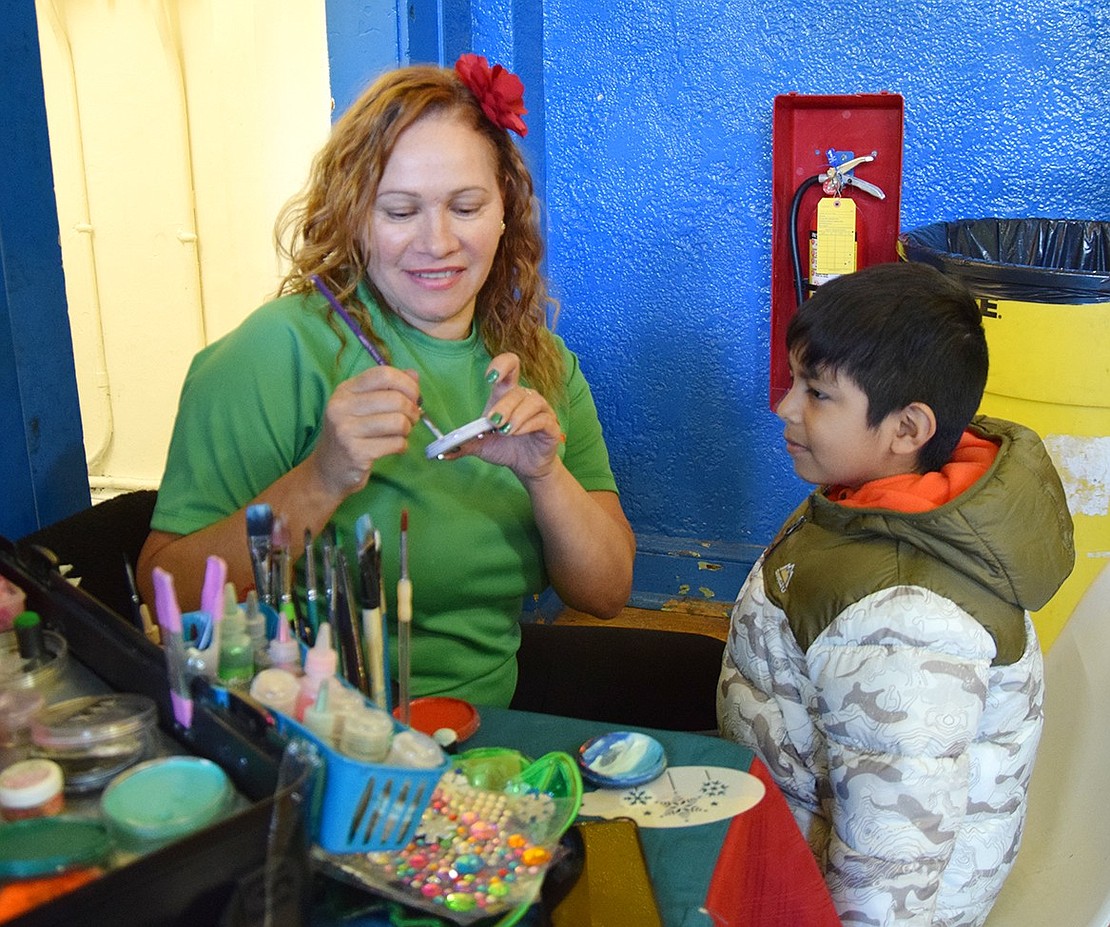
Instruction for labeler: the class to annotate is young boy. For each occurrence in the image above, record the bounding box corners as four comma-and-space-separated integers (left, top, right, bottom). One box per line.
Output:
717, 262, 1074, 926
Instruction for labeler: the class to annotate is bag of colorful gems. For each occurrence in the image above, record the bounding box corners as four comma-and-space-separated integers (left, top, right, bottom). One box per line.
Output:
314, 747, 583, 924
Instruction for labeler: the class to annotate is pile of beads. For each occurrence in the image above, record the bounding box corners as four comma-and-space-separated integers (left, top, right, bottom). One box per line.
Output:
363, 766, 560, 921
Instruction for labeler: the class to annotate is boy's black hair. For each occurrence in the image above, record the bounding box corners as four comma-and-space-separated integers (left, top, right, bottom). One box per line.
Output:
785, 261, 988, 473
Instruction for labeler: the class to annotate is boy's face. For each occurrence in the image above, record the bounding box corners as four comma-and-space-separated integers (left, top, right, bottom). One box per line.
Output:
776, 351, 906, 489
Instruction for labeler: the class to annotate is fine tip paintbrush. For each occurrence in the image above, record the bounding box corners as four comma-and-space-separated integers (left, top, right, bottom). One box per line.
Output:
304, 527, 320, 641
310, 274, 443, 440
397, 509, 413, 727
320, 524, 336, 618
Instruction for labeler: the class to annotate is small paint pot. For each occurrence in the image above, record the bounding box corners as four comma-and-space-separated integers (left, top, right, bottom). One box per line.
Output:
0, 758, 65, 820
577, 731, 667, 788
396, 696, 480, 743
101, 756, 233, 850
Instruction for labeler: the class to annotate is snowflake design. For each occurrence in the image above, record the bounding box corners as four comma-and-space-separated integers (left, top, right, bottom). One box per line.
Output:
622, 787, 651, 807
649, 770, 704, 821
701, 776, 728, 799
657, 791, 705, 821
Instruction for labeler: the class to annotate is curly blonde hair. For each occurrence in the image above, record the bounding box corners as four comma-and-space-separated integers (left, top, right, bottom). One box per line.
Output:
276, 65, 564, 400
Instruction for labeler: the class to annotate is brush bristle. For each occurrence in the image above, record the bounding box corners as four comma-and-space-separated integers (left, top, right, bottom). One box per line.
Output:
401, 509, 408, 532
271, 514, 289, 549
245, 503, 273, 536
355, 513, 373, 549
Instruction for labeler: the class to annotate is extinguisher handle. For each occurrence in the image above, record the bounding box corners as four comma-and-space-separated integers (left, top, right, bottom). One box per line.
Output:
842, 174, 886, 200
820, 154, 886, 201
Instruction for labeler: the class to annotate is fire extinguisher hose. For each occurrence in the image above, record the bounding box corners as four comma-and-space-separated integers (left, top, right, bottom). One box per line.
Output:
789, 174, 823, 307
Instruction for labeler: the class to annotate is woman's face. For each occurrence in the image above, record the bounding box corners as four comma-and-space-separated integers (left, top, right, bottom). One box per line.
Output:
364, 111, 505, 340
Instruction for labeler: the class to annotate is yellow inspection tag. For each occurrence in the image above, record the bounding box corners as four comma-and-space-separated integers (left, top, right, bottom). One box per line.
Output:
813, 197, 857, 277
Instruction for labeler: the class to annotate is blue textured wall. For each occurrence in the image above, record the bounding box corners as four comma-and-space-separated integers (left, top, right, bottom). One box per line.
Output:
536, 0, 1109, 547
1, 4, 90, 538
342, 0, 1110, 602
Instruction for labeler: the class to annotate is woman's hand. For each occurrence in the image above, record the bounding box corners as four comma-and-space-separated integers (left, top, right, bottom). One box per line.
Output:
139, 366, 424, 610
309, 365, 423, 497
450, 353, 562, 481
445, 353, 634, 617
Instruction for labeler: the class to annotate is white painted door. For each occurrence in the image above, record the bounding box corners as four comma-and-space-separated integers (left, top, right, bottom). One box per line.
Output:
35, 0, 333, 498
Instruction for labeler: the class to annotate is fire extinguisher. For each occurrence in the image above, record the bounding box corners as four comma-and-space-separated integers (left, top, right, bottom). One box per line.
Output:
789, 153, 886, 305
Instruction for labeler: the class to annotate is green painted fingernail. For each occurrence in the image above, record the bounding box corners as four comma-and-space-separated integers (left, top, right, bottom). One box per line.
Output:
486, 369, 500, 384
490, 412, 503, 426
499, 422, 512, 434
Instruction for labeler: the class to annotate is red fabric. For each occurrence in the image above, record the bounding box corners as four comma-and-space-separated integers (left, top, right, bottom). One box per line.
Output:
704, 758, 842, 927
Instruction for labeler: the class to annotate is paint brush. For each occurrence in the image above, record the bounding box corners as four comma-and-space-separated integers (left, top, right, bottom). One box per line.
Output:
310, 274, 444, 439
321, 522, 338, 622
270, 514, 302, 640
334, 549, 370, 696
356, 514, 387, 710
123, 553, 160, 644
122, 554, 145, 633
375, 525, 392, 701
304, 527, 320, 641
245, 503, 274, 605
397, 509, 413, 727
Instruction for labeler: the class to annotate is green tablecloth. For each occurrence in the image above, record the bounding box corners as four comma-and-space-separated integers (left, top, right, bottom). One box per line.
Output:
468, 706, 756, 926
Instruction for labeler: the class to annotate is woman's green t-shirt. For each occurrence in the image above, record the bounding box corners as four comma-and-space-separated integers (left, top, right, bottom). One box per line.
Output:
152, 285, 618, 706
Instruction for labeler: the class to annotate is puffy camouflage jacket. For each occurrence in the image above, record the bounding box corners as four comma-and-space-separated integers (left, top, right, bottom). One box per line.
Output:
717, 417, 1074, 926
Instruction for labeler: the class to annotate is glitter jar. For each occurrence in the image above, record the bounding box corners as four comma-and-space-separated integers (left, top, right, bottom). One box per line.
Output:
0, 758, 65, 820
248, 667, 301, 717
30, 693, 157, 793
338, 706, 394, 762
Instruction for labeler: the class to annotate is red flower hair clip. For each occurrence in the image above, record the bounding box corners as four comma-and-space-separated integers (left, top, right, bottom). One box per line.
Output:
454, 53, 528, 137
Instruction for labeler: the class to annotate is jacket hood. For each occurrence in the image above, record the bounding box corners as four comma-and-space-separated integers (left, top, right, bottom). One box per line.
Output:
809, 416, 1075, 612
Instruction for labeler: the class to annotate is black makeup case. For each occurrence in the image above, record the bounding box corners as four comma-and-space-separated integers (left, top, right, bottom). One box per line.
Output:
0, 535, 312, 927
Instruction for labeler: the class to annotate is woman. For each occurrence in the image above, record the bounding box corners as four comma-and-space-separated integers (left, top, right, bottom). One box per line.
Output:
137, 56, 635, 706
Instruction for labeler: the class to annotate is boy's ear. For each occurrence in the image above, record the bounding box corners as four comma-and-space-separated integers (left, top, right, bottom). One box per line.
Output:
890, 401, 937, 456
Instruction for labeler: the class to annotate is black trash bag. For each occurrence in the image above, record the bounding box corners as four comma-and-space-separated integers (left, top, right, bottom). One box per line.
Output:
899, 218, 1110, 304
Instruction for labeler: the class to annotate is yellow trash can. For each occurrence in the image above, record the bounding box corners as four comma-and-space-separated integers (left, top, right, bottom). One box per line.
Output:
901, 218, 1110, 650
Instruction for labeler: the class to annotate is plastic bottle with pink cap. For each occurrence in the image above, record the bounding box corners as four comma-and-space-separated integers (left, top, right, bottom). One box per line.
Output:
294, 623, 338, 721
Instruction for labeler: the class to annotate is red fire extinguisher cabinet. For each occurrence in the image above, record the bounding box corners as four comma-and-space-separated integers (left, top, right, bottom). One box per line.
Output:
769, 92, 904, 407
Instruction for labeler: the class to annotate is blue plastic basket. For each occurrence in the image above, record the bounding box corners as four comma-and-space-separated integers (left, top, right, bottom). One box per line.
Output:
275, 712, 448, 855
